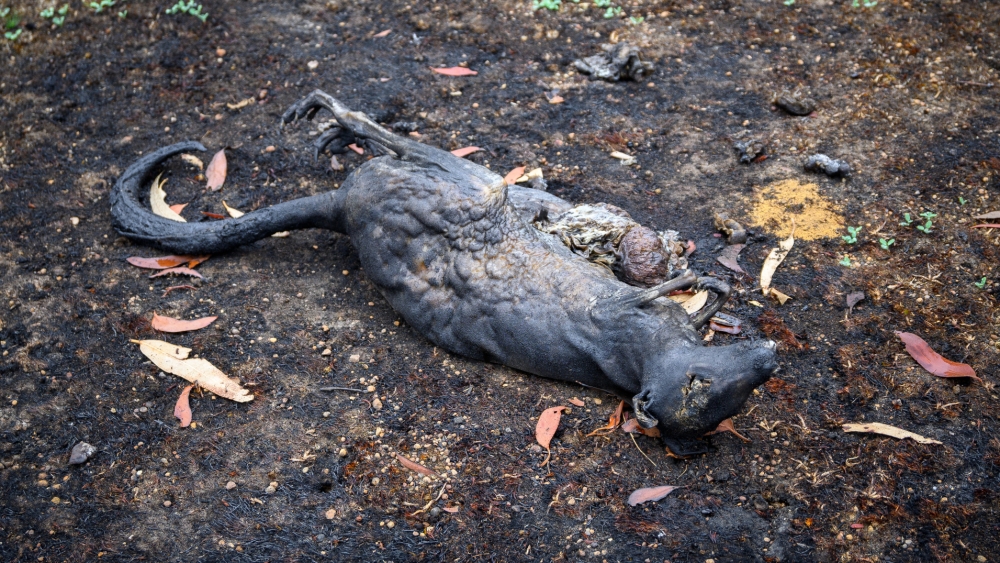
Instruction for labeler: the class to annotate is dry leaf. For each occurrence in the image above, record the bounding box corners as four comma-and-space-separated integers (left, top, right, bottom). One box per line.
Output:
716, 244, 746, 274
430, 66, 478, 76
396, 453, 436, 476
162, 284, 196, 297
536, 406, 567, 466
568, 397, 585, 407
175, 385, 194, 427
347, 143, 364, 155
226, 98, 256, 110
972, 223, 1000, 229
609, 151, 636, 165
450, 146, 481, 158
150, 174, 186, 222
151, 312, 218, 333
894, 331, 980, 382
704, 418, 750, 442
846, 291, 865, 312
842, 422, 942, 445
180, 154, 204, 170
186, 256, 209, 268
768, 287, 792, 305
973, 211, 1000, 220
373, 29, 392, 38
206, 149, 227, 191
130, 339, 253, 402
168, 203, 188, 215
760, 230, 795, 293
127, 255, 205, 270
149, 267, 205, 280
669, 290, 709, 314
504, 166, 526, 186
621, 417, 661, 438
515, 168, 543, 184
548, 95, 564, 104
587, 400, 625, 436
627, 485, 681, 506
442, 506, 459, 513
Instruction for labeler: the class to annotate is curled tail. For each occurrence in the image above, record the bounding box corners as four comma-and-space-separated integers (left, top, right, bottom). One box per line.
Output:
110, 141, 344, 255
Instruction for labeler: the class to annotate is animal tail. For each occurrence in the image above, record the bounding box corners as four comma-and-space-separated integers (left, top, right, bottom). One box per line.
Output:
110, 141, 345, 255
281, 89, 506, 190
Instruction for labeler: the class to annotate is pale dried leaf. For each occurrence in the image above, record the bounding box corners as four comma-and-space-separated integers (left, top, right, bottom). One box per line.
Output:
716, 244, 746, 274
973, 211, 1000, 220
627, 485, 681, 506
515, 168, 543, 183
180, 154, 204, 170
396, 453, 436, 475
842, 422, 942, 445
175, 385, 194, 427
149, 267, 205, 280
222, 200, 245, 218
450, 146, 481, 158
373, 29, 392, 38
669, 290, 709, 314
504, 166, 526, 185
568, 397, 585, 407
150, 174, 186, 222
206, 149, 227, 191
548, 95, 564, 104
430, 66, 478, 76
767, 287, 792, 305
226, 98, 255, 110
151, 313, 218, 333
130, 339, 253, 402
760, 231, 795, 292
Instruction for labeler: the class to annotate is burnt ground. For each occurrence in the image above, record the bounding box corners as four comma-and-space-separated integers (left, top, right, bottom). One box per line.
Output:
1, 0, 999, 561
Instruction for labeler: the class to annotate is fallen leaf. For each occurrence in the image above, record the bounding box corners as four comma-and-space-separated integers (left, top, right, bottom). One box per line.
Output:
568, 397, 585, 407
347, 143, 364, 155
709, 321, 742, 335
373, 29, 392, 38
846, 291, 865, 312
621, 417, 661, 438
180, 154, 204, 170
768, 287, 792, 305
515, 168, 543, 184
226, 98, 256, 110
972, 223, 1000, 229
760, 230, 795, 293
149, 174, 186, 222
205, 149, 227, 191
504, 166, 526, 185
127, 255, 207, 270
610, 151, 637, 165
842, 422, 942, 445
149, 267, 205, 280
548, 95, 564, 104
442, 506, 459, 513
704, 418, 750, 442
396, 453, 436, 476
716, 244, 746, 274
536, 406, 567, 466
973, 211, 1000, 220
669, 290, 710, 314
168, 203, 188, 214
130, 339, 253, 402
587, 400, 625, 436
201, 211, 226, 219
894, 331, 980, 382
627, 485, 681, 507
162, 285, 196, 297
175, 385, 194, 427
186, 256, 209, 268
151, 312, 218, 333
450, 146, 481, 158
431, 66, 478, 77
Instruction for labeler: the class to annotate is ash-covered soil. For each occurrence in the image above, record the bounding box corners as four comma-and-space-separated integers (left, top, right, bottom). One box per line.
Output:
1, 0, 998, 561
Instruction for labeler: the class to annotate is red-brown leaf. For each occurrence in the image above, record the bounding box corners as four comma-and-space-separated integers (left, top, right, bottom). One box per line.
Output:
568, 397, 585, 407
347, 143, 364, 155
149, 267, 205, 280
716, 244, 746, 274
586, 400, 626, 436
627, 485, 681, 506
127, 255, 203, 270
503, 166, 526, 185
709, 321, 742, 335
373, 29, 392, 38
894, 331, 980, 382
450, 146, 481, 158
175, 385, 194, 427
168, 203, 188, 214
535, 406, 567, 450
206, 149, 227, 191
621, 417, 661, 438
972, 223, 1000, 229
201, 211, 226, 219
151, 313, 218, 333
442, 505, 459, 513
186, 255, 210, 268
396, 453, 436, 476
430, 66, 478, 77
704, 418, 751, 442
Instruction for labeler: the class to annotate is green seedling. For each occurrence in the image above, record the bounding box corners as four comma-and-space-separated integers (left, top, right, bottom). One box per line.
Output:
958, 196, 967, 205
851, 0, 877, 7
88, 0, 115, 13
899, 212, 914, 226
603, 6, 622, 18
629, 15, 644, 24
841, 226, 862, 244
2, 6, 20, 30
974, 277, 987, 289
839, 256, 852, 267
3, 27, 20, 40
40, 7, 54, 18
42, 4, 69, 26
532, 0, 561, 10
878, 238, 895, 250
118, 9, 126, 18
593, 0, 611, 6
783, 0, 795, 5
915, 211, 937, 233
166, 0, 208, 22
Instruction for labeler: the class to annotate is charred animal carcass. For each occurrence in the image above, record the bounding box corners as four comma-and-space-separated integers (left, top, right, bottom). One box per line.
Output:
110, 91, 777, 454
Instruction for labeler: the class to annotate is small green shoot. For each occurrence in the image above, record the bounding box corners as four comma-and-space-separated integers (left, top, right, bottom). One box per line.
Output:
42, 4, 69, 26
915, 211, 937, 233
603, 6, 622, 18
593, 0, 611, 6
2, 6, 19, 30
839, 256, 852, 267
974, 277, 987, 289
899, 212, 914, 226
841, 226, 861, 244
166, 0, 208, 22
118, 9, 126, 18
958, 196, 967, 205
851, 0, 878, 7
783, 0, 795, 5
532, 0, 561, 10
878, 238, 895, 250
3, 27, 20, 40
40, 7, 54, 18
88, 0, 115, 14
629, 15, 644, 25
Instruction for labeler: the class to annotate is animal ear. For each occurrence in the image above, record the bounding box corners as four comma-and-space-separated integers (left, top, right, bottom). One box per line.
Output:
632, 390, 660, 429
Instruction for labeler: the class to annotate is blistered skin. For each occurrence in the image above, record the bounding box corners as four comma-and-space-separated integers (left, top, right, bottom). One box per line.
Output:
111, 91, 778, 454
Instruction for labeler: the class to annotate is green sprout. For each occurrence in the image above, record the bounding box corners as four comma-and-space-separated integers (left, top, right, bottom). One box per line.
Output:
532, 0, 561, 10
839, 256, 852, 267
42, 3, 68, 25
958, 196, 967, 205
783, 0, 795, 5
166, 0, 208, 22
878, 238, 895, 250
915, 211, 937, 233
3, 27, 20, 40
2, 6, 19, 30
841, 226, 862, 244
899, 212, 914, 226
851, 0, 878, 7
118, 9, 126, 18
88, 0, 115, 14
974, 277, 987, 289
603, 5, 622, 18
629, 15, 644, 25
40, 7, 54, 18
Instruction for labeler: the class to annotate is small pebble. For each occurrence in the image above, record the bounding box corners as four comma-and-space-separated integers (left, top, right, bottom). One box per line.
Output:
226, 481, 237, 490
163, 500, 172, 507
339, 448, 348, 457
215, 48, 226, 57
325, 509, 336, 519
307, 60, 319, 70
372, 398, 383, 410
69, 442, 97, 465
349, 354, 361, 363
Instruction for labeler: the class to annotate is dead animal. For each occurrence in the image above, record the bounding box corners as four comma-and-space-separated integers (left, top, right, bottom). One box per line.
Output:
110, 91, 777, 454
574, 42, 653, 82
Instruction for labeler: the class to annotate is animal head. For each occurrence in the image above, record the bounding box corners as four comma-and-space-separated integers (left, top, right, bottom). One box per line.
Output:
633, 339, 777, 438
